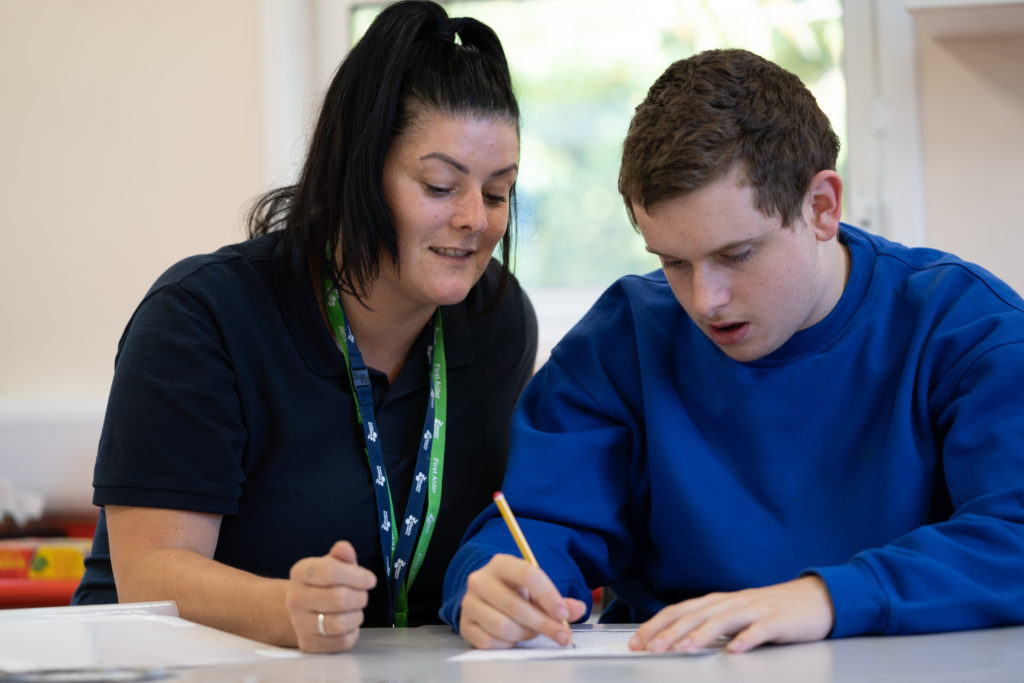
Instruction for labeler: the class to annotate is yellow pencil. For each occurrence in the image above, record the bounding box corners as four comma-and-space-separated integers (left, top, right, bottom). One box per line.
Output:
492, 491, 576, 648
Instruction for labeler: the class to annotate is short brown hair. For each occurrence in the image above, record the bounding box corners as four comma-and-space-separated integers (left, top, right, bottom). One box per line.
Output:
619, 48, 839, 228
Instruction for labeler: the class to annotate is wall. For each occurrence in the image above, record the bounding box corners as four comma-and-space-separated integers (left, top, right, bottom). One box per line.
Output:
1, 1, 265, 400
0, 0, 265, 514
916, 30, 1024, 292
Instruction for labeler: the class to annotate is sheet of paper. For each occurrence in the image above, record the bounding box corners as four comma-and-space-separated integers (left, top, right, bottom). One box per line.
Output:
0, 602, 300, 673
449, 628, 721, 661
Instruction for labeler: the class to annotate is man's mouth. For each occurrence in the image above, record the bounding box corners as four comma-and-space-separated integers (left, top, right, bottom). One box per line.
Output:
707, 321, 749, 345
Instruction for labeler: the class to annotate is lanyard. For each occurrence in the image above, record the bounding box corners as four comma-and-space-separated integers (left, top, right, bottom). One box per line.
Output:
322, 277, 447, 627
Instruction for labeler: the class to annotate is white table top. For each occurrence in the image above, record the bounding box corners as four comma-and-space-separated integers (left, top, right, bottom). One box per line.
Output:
2, 602, 1021, 682
171, 623, 1024, 683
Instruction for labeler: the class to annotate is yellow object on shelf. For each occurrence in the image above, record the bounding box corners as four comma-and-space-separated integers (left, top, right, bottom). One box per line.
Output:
0, 537, 91, 580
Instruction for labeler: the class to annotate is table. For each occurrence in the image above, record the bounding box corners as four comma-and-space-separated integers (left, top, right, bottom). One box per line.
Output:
2, 602, 1021, 682
169, 623, 1024, 682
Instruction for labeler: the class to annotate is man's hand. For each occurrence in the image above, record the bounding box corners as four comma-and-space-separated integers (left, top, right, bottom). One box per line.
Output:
458, 554, 588, 649
285, 540, 378, 653
629, 575, 835, 654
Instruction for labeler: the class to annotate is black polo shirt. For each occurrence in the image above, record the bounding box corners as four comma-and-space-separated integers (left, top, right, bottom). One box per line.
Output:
73, 231, 537, 626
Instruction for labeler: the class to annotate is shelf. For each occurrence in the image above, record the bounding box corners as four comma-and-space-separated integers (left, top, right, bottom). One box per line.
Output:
0, 579, 80, 608
905, 0, 1024, 36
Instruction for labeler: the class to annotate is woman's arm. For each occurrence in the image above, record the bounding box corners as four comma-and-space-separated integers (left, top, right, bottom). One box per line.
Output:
106, 505, 376, 651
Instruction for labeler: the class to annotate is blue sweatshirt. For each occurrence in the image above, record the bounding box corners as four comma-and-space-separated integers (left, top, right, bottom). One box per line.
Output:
441, 224, 1024, 638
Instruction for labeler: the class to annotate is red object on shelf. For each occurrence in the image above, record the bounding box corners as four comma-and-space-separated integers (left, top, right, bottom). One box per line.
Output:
43, 514, 98, 539
0, 578, 79, 608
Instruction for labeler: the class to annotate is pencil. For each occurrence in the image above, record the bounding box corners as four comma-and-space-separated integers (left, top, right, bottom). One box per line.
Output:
492, 491, 576, 648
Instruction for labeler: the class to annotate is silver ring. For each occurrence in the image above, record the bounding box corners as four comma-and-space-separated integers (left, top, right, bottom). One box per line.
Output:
317, 612, 328, 637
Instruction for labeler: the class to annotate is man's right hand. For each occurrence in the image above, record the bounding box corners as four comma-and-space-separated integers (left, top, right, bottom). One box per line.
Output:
458, 554, 588, 649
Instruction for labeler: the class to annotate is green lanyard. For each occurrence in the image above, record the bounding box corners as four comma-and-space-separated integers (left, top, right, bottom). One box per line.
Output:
322, 276, 446, 626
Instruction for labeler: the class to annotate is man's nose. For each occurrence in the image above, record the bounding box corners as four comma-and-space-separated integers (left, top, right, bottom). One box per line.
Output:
691, 265, 731, 318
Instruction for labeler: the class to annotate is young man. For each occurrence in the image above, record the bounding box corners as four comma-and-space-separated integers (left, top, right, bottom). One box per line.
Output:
440, 49, 1024, 653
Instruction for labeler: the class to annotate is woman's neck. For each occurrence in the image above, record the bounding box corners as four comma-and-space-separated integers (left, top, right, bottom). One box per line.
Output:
311, 262, 437, 384
339, 290, 436, 384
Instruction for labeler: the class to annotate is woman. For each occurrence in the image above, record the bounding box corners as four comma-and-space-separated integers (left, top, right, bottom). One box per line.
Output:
72, 0, 536, 653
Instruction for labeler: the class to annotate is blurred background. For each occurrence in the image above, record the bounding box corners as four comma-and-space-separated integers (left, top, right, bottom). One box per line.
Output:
1, 0, 1022, 520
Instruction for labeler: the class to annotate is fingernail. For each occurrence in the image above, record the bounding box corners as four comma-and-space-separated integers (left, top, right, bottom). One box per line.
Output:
555, 605, 569, 620
648, 638, 664, 652
628, 635, 641, 648
556, 631, 570, 646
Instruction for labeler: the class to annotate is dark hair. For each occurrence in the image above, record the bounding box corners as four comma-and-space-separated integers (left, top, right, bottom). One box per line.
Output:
248, 0, 520, 304
619, 48, 840, 228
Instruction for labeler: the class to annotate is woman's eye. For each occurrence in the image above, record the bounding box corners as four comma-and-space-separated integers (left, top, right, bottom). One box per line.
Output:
484, 192, 508, 206
424, 184, 451, 196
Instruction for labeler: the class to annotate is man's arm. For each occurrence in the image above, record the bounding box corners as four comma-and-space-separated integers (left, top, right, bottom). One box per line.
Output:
440, 342, 639, 643
822, 342, 1024, 637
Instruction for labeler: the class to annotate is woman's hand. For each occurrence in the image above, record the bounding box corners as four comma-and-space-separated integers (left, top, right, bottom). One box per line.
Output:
285, 540, 378, 653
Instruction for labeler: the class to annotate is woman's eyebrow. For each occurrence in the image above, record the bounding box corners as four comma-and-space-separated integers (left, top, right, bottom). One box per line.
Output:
421, 152, 518, 178
421, 152, 469, 173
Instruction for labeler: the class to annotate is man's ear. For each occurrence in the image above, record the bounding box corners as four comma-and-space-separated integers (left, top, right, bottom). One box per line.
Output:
807, 170, 843, 241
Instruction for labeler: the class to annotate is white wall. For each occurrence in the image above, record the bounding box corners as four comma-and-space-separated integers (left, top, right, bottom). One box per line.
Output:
917, 31, 1024, 292
0, 1, 266, 515
1, 1, 265, 401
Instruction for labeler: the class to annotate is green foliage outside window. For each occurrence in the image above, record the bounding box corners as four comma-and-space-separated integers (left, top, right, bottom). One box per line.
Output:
354, 0, 844, 287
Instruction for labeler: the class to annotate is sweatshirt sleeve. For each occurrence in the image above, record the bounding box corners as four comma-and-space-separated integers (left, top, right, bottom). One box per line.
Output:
810, 341, 1024, 637
440, 342, 641, 630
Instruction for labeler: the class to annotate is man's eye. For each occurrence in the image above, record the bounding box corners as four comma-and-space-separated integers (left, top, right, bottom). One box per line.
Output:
722, 250, 753, 264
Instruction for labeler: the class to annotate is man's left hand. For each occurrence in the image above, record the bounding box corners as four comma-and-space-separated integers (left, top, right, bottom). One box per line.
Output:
628, 575, 835, 654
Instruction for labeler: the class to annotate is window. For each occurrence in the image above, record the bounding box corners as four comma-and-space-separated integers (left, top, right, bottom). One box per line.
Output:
352, 0, 844, 288
353, 0, 843, 358
260, 0, 922, 363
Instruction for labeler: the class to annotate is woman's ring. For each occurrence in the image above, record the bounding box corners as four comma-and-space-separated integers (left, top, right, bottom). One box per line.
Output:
317, 612, 328, 637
